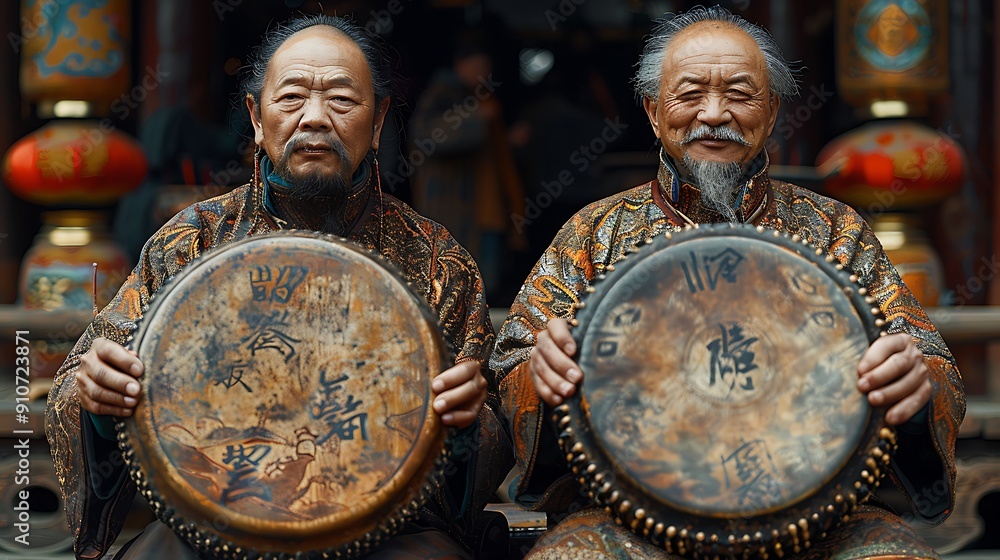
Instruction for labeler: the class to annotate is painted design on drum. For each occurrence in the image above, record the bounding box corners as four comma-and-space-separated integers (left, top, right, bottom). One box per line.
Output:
790, 273, 841, 336
578, 235, 871, 518
311, 370, 369, 444
242, 310, 301, 363
803, 311, 836, 330
596, 340, 618, 357
219, 363, 252, 392
589, 306, 643, 358
220, 444, 273, 504
132, 240, 437, 526
684, 321, 773, 406
250, 265, 308, 303
212, 310, 303, 393
612, 306, 642, 328
680, 248, 745, 293
720, 439, 783, 515
706, 323, 759, 393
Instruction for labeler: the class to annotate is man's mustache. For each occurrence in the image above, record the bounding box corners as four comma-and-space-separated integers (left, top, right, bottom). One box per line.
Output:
282, 133, 350, 162
680, 125, 752, 147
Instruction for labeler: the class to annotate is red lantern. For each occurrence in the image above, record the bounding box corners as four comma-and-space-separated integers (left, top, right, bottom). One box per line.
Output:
816, 120, 964, 209
2, 120, 147, 205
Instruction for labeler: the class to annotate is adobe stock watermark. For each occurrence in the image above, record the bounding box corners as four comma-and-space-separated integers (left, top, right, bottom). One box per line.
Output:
199, 139, 253, 191
382, 74, 503, 191
111, 64, 170, 120
545, 0, 587, 30
213, 0, 244, 21
540, 442, 640, 534
364, 0, 414, 35
947, 253, 998, 309
511, 117, 629, 234
764, 83, 836, 153
37, 64, 170, 183
898, 476, 951, 525
7, 0, 74, 53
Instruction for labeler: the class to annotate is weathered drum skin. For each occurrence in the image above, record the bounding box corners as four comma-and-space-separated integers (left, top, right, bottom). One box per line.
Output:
116, 231, 451, 559
553, 223, 897, 559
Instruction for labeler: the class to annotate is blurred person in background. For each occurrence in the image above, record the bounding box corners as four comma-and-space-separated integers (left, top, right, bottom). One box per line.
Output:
410, 32, 526, 298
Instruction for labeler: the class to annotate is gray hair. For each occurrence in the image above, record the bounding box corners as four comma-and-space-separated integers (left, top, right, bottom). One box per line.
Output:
634, 5, 799, 101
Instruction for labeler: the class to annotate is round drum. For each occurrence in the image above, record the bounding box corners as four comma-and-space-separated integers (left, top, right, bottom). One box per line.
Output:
116, 231, 451, 559
554, 223, 897, 558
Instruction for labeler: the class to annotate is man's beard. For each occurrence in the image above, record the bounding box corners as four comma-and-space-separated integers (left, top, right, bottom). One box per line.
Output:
679, 125, 752, 223
275, 133, 355, 200
273, 133, 360, 233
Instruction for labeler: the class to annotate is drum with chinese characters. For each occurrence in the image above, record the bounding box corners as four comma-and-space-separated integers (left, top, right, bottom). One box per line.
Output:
117, 231, 452, 559
555, 223, 897, 559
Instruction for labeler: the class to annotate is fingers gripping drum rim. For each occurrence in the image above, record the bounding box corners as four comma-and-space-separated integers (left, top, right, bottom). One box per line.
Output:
554, 223, 896, 558
115, 231, 454, 559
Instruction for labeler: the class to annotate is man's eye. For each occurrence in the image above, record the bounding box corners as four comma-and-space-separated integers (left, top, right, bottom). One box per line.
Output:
280, 94, 302, 101
728, 90, 752, 100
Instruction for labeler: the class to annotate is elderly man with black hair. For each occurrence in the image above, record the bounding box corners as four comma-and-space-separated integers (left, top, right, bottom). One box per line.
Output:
492, 6, 964, 559
46, 14, 510, 560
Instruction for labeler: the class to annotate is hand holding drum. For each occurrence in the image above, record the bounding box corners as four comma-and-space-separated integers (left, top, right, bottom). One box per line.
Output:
77, 339, 487, 428
531, 309, 931, 426
76, 337, 144, 418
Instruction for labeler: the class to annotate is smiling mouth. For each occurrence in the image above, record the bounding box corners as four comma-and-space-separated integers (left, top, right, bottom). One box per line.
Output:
691, 137, 739, 148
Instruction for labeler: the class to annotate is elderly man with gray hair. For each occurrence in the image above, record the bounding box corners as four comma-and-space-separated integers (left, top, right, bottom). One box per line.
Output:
491, 6, 963, 559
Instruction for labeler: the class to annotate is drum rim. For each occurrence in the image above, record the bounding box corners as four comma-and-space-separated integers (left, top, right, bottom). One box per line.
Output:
553, 223, 898, 557
115, 230, 454, 559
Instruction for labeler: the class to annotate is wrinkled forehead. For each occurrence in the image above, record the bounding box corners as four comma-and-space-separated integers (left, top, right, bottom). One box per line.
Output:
265, 26, 373, 92
662, 21, 769, 83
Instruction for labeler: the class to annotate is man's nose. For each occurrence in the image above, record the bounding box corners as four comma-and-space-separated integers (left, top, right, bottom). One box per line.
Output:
299, 97, 332, 131
697, 95, 732, 127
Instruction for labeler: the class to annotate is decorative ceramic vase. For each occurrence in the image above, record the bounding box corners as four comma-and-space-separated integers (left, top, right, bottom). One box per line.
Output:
19, 0, 131, 114
19, 211, 131, 378
870, 213, 943, 307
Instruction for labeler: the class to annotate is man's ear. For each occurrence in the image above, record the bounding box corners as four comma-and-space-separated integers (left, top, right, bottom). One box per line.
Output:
642, 95, 661, 138
371, 97, 391, 152
246, 94, 265, 148
765, 93, 781, 137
